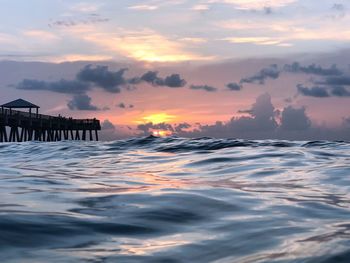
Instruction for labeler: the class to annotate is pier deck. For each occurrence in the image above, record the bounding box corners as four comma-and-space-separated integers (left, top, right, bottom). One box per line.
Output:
0, 108, 101, 142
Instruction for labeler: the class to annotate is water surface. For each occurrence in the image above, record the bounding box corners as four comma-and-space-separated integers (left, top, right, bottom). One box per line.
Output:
1, 136, 350, 262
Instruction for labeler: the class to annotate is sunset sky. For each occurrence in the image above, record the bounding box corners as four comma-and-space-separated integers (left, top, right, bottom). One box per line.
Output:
1, 0, 350, 140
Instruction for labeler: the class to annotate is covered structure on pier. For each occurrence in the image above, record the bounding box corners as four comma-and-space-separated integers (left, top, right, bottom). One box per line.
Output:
0, 98, 101, 142
1, 98, 40, 117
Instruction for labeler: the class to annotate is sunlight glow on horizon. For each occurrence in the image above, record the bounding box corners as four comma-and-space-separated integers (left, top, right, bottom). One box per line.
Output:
137, 113, 177, 124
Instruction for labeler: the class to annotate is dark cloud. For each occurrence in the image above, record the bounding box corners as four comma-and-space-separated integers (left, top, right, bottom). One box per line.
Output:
284, 62, 343, 76
17, 79, 90, 94
190, 84, 217, 92
101, 119, 116, 130
77, 65, 128, 93
67, 94, 99, 111
100, 120, 133, 140
318, 75, 350, 86
297, 83, 350, 98
174, 123, 191, 133
332, 3, 345, 11
138, 122, 191, 136
181, 94, 278, 138
163, 74, 187, 88
180, 94, 278, 137
226, 82, 242, 91
49, 14, 109, 27
264, 6, 273, 14
236, 62, 344, 89
16, 65, 130, 94
237, 109, 252, 114
230, 93, 278, 132
140, 71, 160, 84
137, 122, 174, 135
297, 84, 330, 97
330, 86, 350, 97
137, 71, 186, 88
15, 64, 187, 96
330, 3, 346, 19
118, 102, 126, 109
280, 106, 311, 131
117, 103, 134, 109
240, 64, 280, 85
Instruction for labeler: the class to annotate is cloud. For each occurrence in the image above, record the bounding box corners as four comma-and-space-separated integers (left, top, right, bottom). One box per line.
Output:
232, 93, 278, 131
208, 0, 297, 10
280, 106, 311, 131
139, 71, 159, 84
174, 123, 191, 133
138, 122, 174, 135
16, 65, 130, 94
284, 62, 343, 76
264, 6, 273, 14
190, 84, 218, 92
118, 102, 134, 109
101, 119, 116, 130
136, 71, 186, 88
318, 75, 350, 86
77, 65, 128, 93
138, 93, 278, 137
49, 14, 109, 27
226, 82, 242, 91
332, 3, 345, 12
330, 86, 350, 97
118, 102, 126, 109
163, 74, 187, 88
16, 65, 188, 98
330, 3, 346, 19
70, 3, 102, 13
137, 122, 191, 136
236, 62, 345, 89
67, 94, 99, 111
132, 92, 350, 140
17, 79, 91, 94
222, 37, 283, 46
100, 119, 134, 140
297, 84, 350, 98
192, 4, 210, 11
179, 37, 208, 44
297, 84, 330, 98
79, 28, 212, 62
128, 5, 158, 10
240, 64, 280, 85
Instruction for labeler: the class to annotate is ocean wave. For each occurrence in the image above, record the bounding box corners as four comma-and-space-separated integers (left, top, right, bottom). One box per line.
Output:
1, 137, 350, 262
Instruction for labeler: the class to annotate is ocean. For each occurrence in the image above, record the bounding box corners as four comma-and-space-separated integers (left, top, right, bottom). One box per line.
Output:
1, 136, 350, 262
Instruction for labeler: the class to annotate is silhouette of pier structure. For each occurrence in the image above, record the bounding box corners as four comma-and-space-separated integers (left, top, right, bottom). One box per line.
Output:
0, 99, 101, 142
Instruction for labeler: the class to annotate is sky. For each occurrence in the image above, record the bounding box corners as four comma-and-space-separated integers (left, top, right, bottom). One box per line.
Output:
1, 0, 350, 140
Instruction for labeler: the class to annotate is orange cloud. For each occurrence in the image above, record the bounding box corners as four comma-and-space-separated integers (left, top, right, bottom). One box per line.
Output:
62, 25, 212, 62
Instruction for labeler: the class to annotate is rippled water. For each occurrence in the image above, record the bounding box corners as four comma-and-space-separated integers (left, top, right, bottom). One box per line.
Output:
1, 136, 350, 262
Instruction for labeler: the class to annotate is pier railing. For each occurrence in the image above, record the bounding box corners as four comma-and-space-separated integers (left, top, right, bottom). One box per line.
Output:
0, 108, 101, 142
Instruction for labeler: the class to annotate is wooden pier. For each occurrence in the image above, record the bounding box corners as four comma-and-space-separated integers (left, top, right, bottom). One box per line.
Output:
0, 99, 101, 142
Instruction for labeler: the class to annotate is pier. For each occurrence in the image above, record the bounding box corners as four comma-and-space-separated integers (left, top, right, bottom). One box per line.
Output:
0, 99, 101, 142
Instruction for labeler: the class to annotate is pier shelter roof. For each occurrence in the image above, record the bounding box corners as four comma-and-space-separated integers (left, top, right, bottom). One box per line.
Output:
1, 99, 40, 109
